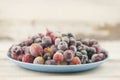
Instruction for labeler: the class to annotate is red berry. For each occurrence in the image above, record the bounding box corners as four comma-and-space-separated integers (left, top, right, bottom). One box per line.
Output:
22, 54, 35, 63
44, 47, 54, 56
53, 52, 64, 64
70, 57, 81, 65
30, 43, 43, 57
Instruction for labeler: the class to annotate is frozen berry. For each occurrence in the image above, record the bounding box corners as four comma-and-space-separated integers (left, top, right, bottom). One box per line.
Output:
57, 41, 68, 51
81, 55, 88, 64
32, 34, 40, 40
22, 46, 30, 54
50, 45, 58, 53
11, 45, 23, 55
30, 43, 43, 57
92, 44, 100, 54
34, 38, 42, 43
87, 47, 96, 59
89, 39, 98, 46
42, 36, 52, 46
44, 47, 54, 56
11, 54, 18, 60
63, 50, 74, 62
91, 53, 105, 62
43, 53, 51, 60
70, 57, 81, 65
69, 37, 76, 46
53, 52, 64, 64
33, 56, 44, 64
77, 46, 83, 51
22, 54, 35, 63
62, 33, 67, 37
67, 33, 74, 38
81, 39, 89, 46
76, 41, 82, 47
81, 50, 87, 55
75, 51, 83, 60
18, 54, 25, 61
56, 50, 64, 54
45, 60, 55, 65
55, 38, 61, 46
18, 42, 25, 47
38, 33, 44, 38
86, 60, 92, 63
100, 49, 108, 57
62, 36, 69, 43
70, 45, 77, 53
24, 38, 33, 46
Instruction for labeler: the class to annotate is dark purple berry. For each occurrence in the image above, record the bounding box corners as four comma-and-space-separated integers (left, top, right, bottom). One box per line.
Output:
69, 37, 76, 46
89, 39, 98, 46
81, 55, 88, 64
75, 51, 83, 60
81, 39, 89, 46
43, 53, 51, 60
11, 45, 23, 55
76, 41, 82, 47
67, 33, 74, 38
81, 50, 87, 55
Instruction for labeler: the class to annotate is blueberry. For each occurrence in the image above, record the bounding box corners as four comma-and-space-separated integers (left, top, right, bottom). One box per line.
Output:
62, 36, 69, 43
87, 47, 96, 59
42, 36, 52, 46
81, 50, 87, 55
81, 55, 88, 64
76, 41, 82, 47
57, 41, 68, 51
69, 37, 76, 46
43, 53, 51, 60
70, 45, 77, 53
67, 33, 74, 38
11, 45, 23, 55
75, 51, 83, 60
77, 46, 83, 51
34, 38, 42, 43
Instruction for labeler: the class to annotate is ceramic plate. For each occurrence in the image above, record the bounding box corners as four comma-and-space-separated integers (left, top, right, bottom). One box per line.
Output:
7, 53, 108, 72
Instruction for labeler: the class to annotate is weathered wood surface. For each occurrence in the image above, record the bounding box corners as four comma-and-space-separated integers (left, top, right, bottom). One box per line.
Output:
0, 41, 120, 80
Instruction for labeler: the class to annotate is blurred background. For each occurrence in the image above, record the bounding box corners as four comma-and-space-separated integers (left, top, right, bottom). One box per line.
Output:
0, 0, 120, 42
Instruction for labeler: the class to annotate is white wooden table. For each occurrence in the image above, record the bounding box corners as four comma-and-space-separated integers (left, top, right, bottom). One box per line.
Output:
0, 41, 120, 80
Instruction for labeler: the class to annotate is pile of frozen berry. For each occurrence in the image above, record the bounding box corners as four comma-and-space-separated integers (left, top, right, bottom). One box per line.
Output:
8, 30, 108, 65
